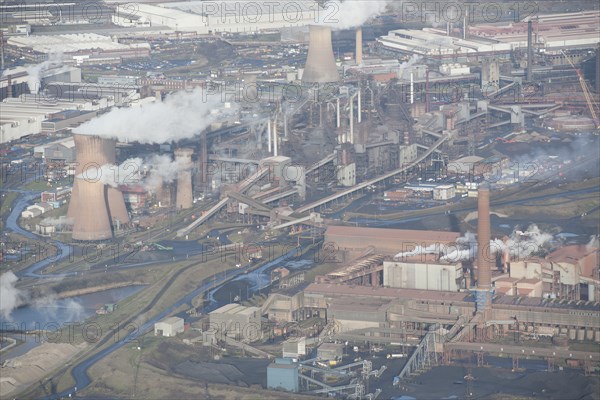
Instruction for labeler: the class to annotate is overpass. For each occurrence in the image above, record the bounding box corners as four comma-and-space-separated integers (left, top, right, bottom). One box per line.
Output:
296, 135, 449, 213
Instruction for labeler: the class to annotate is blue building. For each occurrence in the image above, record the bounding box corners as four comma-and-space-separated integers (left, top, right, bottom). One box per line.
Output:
267, 358, 299, 393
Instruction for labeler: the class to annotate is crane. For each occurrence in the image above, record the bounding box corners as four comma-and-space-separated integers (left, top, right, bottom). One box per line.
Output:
561, 50, 600, 129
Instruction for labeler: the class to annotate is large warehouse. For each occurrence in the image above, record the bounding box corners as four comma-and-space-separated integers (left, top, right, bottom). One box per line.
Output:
383, 258, 464, 292
113, 1, 323, 34
377, 11, 600, 59
324, 226, 461, 259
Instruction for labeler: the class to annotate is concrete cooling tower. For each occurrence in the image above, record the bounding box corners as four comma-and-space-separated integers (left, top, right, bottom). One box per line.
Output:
68, 134, 130, 240
175, 148, 194, 210
302, 25, 340, 84
71, 177, 113, 241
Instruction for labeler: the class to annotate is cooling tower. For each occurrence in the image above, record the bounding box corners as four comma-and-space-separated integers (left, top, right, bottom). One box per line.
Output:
67, 134, 116, 220
477, 185, 493, 290
175, 148, 194, 210
71, 177, 113, 241
107, 187, 130, 225
68, 134, 129, 239
302, 25, 340, 84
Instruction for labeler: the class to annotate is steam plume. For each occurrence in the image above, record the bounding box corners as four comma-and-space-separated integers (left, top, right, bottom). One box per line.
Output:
0, 271, 24, 320
319, 0, 392, 30
24, 53, 66, 94
74, 88, 233, 144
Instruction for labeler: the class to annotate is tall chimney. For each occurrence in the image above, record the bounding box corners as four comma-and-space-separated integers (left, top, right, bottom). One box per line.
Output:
355, 27, 363, 66
474, 184, 493, 315
477, 185, 492, 289
302, 25, 340, 84
6, 75, 12, 98
175, 148, 194, 210
526, 20, 533, 81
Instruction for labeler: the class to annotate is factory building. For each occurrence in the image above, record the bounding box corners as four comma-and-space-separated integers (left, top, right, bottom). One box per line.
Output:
377, 11, 600, 59
317, 343, 344, 364
282, 337, 306, 359
324, 226, 461, 260
383, 259, 464, 292
6, 33, 150, 63
115, 1, 323, 34
1, 95, 110, 143
209, 304, 262, 341
496, 244, 600, 301
154, 317, 185, 337
267, 358, 299, 393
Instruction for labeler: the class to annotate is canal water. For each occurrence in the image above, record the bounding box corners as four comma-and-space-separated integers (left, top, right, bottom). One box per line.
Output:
0, 285, 145, 332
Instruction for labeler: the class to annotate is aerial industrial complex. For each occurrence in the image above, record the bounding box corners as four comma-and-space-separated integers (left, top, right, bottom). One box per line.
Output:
1, 1, 599, 399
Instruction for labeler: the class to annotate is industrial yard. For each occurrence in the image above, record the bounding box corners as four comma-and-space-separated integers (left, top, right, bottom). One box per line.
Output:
1, 1, 599, 399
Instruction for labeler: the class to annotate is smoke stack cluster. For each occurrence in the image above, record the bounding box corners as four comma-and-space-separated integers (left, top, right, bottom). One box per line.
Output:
302, 25, 340, 84
175, 148, 194, 210
68, 134, 130, 240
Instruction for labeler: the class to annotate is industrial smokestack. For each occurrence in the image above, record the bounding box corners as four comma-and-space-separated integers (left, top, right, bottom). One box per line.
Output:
175, 148, 194, 210
477, 185, 492, 289
526, 20, 533, 81
474, 184, 493, 315
71, 177, 113, 240
302, 25, 340, 84
355, 27, 363, 66
6, 75, 12, 98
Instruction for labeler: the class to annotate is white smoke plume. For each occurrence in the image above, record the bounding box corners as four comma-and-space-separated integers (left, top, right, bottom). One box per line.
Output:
394, 226, 554, 263
90, 154, 187, 191
144, 154, 187, 190
318, 0, 392, 30
32, 294, 84, 322
95, 157, 144, 188
74, 88, 233, 144
492, 225, 554, 260
0, 271, 25, 320
24, 53, 66, 94
398, 54, 423, 80
40, 216, 74, 227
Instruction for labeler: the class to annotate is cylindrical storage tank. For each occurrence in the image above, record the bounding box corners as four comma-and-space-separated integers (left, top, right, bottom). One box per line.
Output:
577, 329, 585, 341
71, 178, 113, 241
175, 148, 194, 210
107, 187, 130, 225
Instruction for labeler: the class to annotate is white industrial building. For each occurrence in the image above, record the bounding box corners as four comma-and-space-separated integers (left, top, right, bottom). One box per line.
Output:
378, 11, 600, 59
113, 1, 324, 34
154, 316, 185, 337
7, 33, 150, 63
1, 94, 112, 143
209, 303, 262, 341
383, 259, 463, 292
